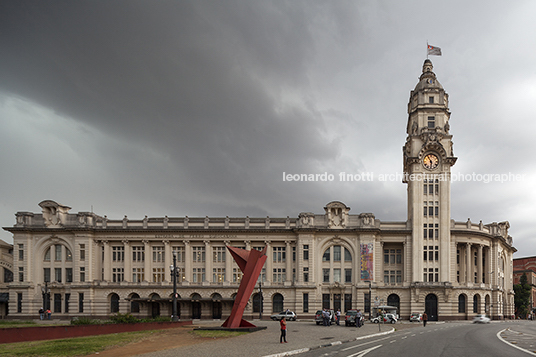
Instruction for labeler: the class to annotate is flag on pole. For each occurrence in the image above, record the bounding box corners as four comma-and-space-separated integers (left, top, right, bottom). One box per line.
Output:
427, 45, 442, 56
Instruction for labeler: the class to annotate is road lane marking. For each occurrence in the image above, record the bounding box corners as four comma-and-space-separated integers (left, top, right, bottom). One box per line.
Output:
347, 345, 383, 357
497, 329, 536, 357
342, 336, 391, 351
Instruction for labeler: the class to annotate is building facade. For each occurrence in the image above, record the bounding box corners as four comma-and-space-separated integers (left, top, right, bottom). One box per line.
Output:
513, 256, 536, 316
0, 239, 13, 318
3, 60, 516, 321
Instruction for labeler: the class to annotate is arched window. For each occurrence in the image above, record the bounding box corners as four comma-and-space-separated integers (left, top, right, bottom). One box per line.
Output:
43, 244, 74, 284
473, 295, 479, 313
110, 293, 120, 313
273, 293, 284, 312
322, 245, 353, 284
130, 293, 140, 313
252, 293, 261, 313
387, 294, 400, 313
458, 294, 466, 313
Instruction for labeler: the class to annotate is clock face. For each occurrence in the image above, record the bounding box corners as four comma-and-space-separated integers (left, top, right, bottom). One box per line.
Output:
423, 153, 439, 170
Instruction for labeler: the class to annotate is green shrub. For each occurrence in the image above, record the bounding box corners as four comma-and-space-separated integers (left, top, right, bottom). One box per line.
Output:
109, 313, 139, 324
71, 316, 98, 325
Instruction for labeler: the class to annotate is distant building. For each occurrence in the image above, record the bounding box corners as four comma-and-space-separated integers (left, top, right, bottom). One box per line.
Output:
513, 256, 536, 315
3, 60, 516, 321
0, 239, 13, 318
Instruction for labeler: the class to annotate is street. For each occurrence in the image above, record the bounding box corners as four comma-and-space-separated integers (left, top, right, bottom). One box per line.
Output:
301, 321, 536, 357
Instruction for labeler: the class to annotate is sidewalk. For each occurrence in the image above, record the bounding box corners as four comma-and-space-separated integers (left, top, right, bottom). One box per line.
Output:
137, 320, 411, 357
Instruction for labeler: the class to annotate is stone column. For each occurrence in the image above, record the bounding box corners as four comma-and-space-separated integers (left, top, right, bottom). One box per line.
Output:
204, 240, 211, 283
184, 240, 191, 283
123, 240, 131, 282
380, 241, 384, 285
164, 240, 171, 283
143, 240, 151, 282
285, 240, 292, 284
477, 244, 483, 284
466, 243, 472, 284
402, 241, 407, 283
265, 241, 272, 284
103, 240, 111, 281
223, 240, 232, 283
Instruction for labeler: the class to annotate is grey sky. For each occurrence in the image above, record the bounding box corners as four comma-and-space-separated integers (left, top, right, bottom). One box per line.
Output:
1, 1, 535, 257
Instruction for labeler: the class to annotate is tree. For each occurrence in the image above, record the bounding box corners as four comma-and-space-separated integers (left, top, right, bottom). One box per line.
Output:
514, 273, 531, 318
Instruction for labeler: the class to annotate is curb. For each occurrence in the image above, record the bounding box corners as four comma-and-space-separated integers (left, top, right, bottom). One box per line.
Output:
263, 327, 395, 357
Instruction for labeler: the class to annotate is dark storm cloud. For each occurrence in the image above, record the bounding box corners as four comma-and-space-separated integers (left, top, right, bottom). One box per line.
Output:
1, 0, 535, 256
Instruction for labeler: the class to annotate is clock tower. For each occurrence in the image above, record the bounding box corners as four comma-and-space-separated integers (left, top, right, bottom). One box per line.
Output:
403, 59, 457, 283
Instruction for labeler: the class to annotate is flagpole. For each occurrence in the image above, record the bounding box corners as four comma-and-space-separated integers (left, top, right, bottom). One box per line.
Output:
426, 41, 429, 59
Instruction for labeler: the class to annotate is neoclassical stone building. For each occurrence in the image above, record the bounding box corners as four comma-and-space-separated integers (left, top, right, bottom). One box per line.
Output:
3, 60, 516, 321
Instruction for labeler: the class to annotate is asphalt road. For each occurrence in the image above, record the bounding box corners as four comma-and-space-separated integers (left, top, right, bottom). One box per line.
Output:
301, 321, 536, 357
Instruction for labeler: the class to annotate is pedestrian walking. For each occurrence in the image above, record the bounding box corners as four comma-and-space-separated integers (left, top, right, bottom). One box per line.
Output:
322, 309, 328, 326
280, 317, 287, 343
422, 311, 428, 327
47, 309, 51, 320
39, 307, 44, 320
336, 309, 341, 325
356, 309, 362, 328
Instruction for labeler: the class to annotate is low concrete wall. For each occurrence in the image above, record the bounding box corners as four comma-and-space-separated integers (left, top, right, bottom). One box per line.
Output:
0, 320, 193, 344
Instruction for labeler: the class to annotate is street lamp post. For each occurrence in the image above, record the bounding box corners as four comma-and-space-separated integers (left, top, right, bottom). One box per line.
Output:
258, 281, 263, 320
365, 281, 372, 320
41, 280, 49, 312
170, 253, 179, 322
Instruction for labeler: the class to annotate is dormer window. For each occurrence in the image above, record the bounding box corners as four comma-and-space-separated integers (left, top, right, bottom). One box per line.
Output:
428, 116, 435, 128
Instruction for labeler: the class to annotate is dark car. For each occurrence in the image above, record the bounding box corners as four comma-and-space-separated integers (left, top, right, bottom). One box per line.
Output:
345, 309, 359, 326
271, 310, 297, 321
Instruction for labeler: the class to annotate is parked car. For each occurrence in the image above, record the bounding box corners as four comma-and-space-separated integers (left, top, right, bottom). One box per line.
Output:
472, 314, 490, 324
271, 310, 297, 321
314, 309, 335, 325
371, 313, 397, 324
409, 312, 422, 322
344, 309, 364, 326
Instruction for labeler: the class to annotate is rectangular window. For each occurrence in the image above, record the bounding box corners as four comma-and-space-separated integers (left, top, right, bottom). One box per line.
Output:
65, 293, 70, 313
18, 267, 24, 282
303, 267, 309, 282
18, 244, 23, 261
303, 293, 309, 313
428, 116, 435, 128
192, 247, 205, 263
78, 293, 84, 313
54, 293, 61, 313
424, 184, 427, 194
112, 246, 125, 262
66, 248, 72, 261
333, 268, 341, 282
396, 270, 402, 283
273, 247, 286, 263
44, 248, 50, 261
303, 245, 309, 260
384, 249, 389, 263
323, 248, 330, 262
344, 248, 352, 262
80, 267, 85, 282
364, 293, 370, 313
112, 268, 124, 282
345, 269, 352, 283
272, 268, 285, 283
17, 293, 22, 313
323, 293, 330, 310
213, 268, 225, 283
396, 249, 402, 264
429, 184, 433, 195
429, 96, 434, 103
435, 207, 439, 216
173, 246, 185, 262
132, 246, 144, 262
429, 207, 434, 216
384, 270, 389, 283
152, 246, 164, 263
193, 268, 205, 283
132, 268, 144, 282
54, 268, 62, 283
152, 268, 164, 282
66, 268, 73, 283
293, 246, 296, 261
55, 245, 62, 261
390, 249, 395, 264
333, 246, 341, 261
213, 247, 226, 263
323, 268, 330, 283
44, 268, 51, 283
80, 244, 85, 261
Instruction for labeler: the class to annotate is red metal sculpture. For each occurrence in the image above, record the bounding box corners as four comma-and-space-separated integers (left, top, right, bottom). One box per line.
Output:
221, 246, 267, 328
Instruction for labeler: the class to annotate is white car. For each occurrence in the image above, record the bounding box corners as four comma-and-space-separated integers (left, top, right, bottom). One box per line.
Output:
472, 314, 490, 324
271, 310, 297, 321
371, 313, 397, 324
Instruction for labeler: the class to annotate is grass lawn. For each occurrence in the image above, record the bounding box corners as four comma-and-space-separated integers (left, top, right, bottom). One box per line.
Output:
0, 330, 155, 356
191, 330, 248, 338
